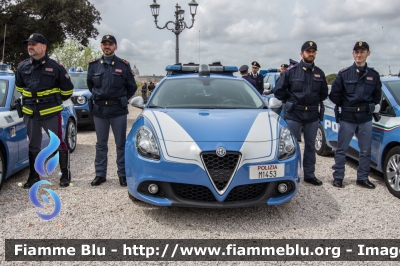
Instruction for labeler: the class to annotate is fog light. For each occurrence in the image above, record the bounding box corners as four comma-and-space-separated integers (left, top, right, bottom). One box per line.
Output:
148, 184, 159, 194
277, 183, 288, 193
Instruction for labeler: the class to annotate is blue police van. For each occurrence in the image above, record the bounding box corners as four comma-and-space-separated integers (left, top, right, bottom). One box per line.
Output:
0, 64, 77, 191
316, 76, 400, 199
69, 67, 94, 129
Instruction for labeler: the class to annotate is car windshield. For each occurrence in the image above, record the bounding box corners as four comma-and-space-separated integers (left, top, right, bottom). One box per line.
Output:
0, 79, 9, 107
70, 73, 88, 89
383, 80, 400, 105
148, 77, 265, 109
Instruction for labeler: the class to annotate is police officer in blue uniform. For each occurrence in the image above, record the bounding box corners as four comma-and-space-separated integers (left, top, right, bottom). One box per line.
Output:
239, 65, 257, 88
329, 41, 382, 189
274, 41, 328, 186
87, 35, 137, 186
276, 64, 289, 83
248, 61, 264, 94
15, 33, 74, 188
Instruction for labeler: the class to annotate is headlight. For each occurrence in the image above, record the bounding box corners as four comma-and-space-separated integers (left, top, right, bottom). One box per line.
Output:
76, 96, 86, 105
135, 126, 160, 160
278, 126, 295, 160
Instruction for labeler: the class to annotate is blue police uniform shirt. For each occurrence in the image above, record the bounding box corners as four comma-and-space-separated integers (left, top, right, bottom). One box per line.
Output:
242, 75, 257, 88
87, 55, 137, 118
274, 60, 328, 123
329, 62, 382, 124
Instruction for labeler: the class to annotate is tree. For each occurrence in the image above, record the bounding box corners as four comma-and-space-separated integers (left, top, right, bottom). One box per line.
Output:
0, 0, 101, 68
51, 38, 102, 70
326, 73, 338, 85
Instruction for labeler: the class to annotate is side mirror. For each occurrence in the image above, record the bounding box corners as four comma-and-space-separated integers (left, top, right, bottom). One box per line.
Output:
264, 83, 271, 90
269, 97, 282, 109
130, 96, 145, 109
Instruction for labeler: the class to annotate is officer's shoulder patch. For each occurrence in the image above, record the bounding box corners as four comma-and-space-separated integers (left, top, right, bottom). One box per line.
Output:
339, 67, 350, 73
287, 64, 297, 71
120, 59, 129, 65
89, 58, 99, 64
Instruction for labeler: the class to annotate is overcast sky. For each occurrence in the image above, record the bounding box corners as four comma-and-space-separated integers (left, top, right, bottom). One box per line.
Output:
89, 0, 400, 76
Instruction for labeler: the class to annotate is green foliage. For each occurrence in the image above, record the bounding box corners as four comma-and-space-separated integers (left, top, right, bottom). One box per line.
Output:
51, 39, 102, 70
326, 73, 338, 84
0, 0, 101, 67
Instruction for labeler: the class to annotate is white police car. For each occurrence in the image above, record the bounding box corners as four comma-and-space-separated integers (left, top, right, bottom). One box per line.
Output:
126, 63, 301, 208
0, 64, 77, 191
316, 76, 400, 199
69, 67, 94, 129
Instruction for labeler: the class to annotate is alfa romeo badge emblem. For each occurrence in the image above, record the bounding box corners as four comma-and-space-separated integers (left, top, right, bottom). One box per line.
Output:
216, 147, 226, 157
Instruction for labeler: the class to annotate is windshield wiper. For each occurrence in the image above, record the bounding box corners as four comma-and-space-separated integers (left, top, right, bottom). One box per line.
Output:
148, 105, 166, 109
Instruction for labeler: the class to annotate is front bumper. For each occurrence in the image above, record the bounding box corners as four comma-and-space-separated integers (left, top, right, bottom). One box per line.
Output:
75, 107, 94, 126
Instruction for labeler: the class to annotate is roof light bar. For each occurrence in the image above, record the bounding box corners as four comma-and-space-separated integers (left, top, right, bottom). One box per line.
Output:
165, 63, 238, 75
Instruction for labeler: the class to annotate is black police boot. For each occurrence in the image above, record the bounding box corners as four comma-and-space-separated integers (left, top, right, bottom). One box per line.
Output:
119, 176, 127, 187
24, 152, 40, 189
59, 150, 71, 187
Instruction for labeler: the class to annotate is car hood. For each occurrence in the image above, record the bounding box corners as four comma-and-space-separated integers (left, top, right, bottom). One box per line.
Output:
141, 109, 280, 142
72, 88, 90, 96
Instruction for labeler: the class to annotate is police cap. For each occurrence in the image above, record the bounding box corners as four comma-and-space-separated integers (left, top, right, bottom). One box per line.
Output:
239, 65, 249, 72
353, 41, 369, 51
289, 59, 298, 65
101, 35, 117, 45
301, 41, 317, 52
23, 33, 47, 45
251, 61, 261, 68
281, 64, 289, 68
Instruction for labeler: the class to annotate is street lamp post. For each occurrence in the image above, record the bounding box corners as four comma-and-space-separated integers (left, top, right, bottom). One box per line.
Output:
150, 0, 199, 64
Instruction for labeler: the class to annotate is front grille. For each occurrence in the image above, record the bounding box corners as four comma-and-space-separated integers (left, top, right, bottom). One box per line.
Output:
171, 183, 216, 202
225, 183, 267, 202
201, 152, 240, 191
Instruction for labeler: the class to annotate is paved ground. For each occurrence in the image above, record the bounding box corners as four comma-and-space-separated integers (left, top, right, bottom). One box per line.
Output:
0, 106, 399, 266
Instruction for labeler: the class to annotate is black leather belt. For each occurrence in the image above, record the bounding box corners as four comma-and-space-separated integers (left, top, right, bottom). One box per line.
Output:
294, 105, 318, 111
341, 106, 368, 112
95, 99, 119, 106
23, 97, 55, 104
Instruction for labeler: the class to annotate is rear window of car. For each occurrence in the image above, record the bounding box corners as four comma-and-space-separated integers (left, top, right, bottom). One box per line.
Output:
383, 80, 400, 105
149, 77, 264, 109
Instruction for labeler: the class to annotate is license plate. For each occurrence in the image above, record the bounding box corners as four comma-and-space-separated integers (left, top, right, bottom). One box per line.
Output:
249, 164, 285, 179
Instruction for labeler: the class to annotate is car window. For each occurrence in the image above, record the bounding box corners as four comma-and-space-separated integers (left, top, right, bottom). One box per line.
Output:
70, 73, 88, 89
0, 79, 9, 107
379, 92, 394, 116
264, 75, 270, 84
149, 78, 265, 109
383, 80, 400, 106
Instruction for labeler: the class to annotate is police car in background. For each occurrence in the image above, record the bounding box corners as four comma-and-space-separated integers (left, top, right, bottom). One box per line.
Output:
0, 64, 77, 190
69, 67, 94, 130
126, 62, 301, 208
261, 68, 280, 92
316, 76, 400, 199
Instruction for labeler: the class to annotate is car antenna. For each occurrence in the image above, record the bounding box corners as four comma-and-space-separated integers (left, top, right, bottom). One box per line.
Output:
1, 24, 5, 64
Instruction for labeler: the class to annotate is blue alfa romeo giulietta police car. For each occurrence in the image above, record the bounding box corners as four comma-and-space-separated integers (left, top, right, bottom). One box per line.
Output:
0, 64, 77, 191
125, 63, 301, 208
316, 76, 400, 199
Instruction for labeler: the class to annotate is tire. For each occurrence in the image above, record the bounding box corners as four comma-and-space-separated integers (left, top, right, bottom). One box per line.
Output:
65, 118, 77, 153
383, 147, 400, 199
0, 151, 5, 191
315, 123, 332, 156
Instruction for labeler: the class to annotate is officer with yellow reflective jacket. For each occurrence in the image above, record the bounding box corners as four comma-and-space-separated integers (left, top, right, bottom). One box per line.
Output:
15, 33, 74, 188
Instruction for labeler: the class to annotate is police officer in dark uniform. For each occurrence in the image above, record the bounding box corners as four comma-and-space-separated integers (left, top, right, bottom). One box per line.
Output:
274, 41, 328, 186
289, 59, 298, 66
15, 33, 74, 188
239, 65, 257, 88
248, 61, 264, 94
87, 35, 137, 186
276, 64, 289, 83
329, 41, 382, 189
